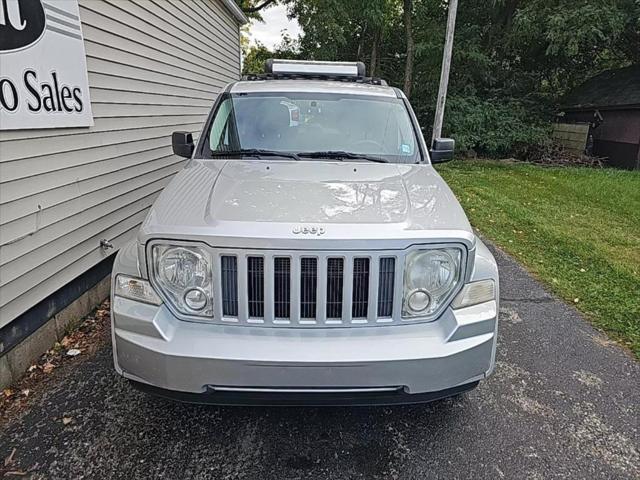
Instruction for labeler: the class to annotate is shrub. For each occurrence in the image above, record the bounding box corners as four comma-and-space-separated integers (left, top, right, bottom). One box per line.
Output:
442, 96, 552, 157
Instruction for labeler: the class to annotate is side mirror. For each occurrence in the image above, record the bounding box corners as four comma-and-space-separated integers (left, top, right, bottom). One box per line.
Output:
430, 137, 455, 163
172, 131, 194, 158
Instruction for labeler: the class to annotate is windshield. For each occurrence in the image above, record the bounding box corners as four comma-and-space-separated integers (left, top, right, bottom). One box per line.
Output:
202, 92, 421, 163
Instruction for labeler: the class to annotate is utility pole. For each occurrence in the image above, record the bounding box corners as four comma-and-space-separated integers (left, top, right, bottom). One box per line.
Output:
432, 0, 458, 145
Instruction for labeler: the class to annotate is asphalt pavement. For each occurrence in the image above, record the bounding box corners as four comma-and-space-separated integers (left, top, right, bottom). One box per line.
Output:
1, 245, 638, 479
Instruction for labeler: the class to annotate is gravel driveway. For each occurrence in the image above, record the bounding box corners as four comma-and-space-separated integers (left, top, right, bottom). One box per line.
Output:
1, 245, 638, 479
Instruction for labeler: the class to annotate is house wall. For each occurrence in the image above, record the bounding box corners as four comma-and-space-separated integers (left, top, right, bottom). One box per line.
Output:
564, 109, 640, 170
0, 0, 243, 331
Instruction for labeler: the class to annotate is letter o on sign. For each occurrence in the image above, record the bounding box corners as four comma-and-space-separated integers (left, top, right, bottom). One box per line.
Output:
0, 0, 46, 52
0, 79, 18, 111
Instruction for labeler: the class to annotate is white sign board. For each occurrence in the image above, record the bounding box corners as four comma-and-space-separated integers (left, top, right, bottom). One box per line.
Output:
0, 0, 93, 130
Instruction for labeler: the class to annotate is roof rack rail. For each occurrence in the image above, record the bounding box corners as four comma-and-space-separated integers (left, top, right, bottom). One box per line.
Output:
241, 59, 388, 86
242, 73, 388, 86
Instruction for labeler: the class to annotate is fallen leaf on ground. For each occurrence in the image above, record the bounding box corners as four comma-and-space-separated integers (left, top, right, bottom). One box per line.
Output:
4, 447, 16, 466
2, 389, 13, 398
20, 389, 29, 397
42, 363, 55, 374
60, 336, 72, 347
62, 417, 72, 425
27, 365, 37, 373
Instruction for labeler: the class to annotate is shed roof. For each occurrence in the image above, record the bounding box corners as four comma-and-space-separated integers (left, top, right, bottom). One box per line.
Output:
563, 64, 640, 111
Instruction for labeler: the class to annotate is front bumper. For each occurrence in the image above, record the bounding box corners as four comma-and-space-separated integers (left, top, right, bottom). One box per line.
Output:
111, 296, 497, 404
130, 378, 480, 406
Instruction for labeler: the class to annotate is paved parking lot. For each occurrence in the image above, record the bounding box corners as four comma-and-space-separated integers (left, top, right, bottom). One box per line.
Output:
1, 245, 638, 479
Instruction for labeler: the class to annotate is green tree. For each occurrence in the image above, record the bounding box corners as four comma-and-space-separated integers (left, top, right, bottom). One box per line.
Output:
282, 0, 638, 155
242, 35, 300, 75
242, 43, 273, 75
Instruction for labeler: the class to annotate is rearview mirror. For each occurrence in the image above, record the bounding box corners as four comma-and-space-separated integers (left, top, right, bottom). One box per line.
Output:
172, 131, 194, 158
430, 138, 455, 163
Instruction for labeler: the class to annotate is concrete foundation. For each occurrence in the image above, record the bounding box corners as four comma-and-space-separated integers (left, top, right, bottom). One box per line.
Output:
0, 275, 111, 389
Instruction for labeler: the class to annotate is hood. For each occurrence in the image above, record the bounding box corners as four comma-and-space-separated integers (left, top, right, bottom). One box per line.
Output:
140, 159, 473, 246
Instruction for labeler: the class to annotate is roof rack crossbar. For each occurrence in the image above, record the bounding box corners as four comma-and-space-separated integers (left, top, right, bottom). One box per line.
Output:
242, 73, 388, 86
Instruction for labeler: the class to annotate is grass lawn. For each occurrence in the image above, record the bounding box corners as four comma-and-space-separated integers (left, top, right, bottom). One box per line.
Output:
437, 159, 640, 357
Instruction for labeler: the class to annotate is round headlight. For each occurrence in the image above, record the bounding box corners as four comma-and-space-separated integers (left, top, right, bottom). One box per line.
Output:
157, 247, 210, 293
407, 289, 431, 312
406, 250, 457, 296
184, 287, 208, 311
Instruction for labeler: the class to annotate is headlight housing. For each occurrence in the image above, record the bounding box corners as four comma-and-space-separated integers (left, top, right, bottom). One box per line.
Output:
151, 244, 213, 318
403, 248, 463, 318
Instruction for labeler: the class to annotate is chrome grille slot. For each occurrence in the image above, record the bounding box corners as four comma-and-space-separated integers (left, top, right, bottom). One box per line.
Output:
377, 257, 395, 317
352, 258, 370, 318
326, 258, 344, 318
221, 256, 238, 316
247, 256, 264, 318
300, 258, 317, 318
274, 257, 291, 318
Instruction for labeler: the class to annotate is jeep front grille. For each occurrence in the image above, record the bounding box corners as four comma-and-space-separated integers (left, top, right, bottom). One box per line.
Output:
218, 251, 401, 327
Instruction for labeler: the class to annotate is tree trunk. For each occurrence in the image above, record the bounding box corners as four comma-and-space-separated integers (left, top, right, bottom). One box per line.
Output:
403, 0, 415, 97
357, 22, 368, 61
370, 28, 380, 77
485, 0, 519, 49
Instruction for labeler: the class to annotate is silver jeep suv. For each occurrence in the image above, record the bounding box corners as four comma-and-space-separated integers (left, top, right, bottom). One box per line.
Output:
111, 60, 499, 405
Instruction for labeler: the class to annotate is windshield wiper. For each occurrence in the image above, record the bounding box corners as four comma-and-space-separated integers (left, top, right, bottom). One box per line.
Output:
298, 151, 388, 163
210, 149, 300, 161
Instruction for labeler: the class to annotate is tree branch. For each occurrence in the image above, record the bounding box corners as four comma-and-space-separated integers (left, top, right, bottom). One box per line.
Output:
242, 0, 277, 13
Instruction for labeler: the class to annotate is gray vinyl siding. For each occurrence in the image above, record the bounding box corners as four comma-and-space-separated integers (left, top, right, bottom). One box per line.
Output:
0, 0, 242, 328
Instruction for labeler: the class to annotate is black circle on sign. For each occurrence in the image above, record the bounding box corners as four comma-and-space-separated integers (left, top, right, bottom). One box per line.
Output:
0, 0, 46, 52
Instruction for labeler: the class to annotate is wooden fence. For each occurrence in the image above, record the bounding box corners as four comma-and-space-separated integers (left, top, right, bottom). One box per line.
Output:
551, 123, 590, 154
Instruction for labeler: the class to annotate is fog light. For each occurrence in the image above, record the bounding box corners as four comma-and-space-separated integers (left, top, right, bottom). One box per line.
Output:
184, 288, 207, 311
408, 289, 431, 313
